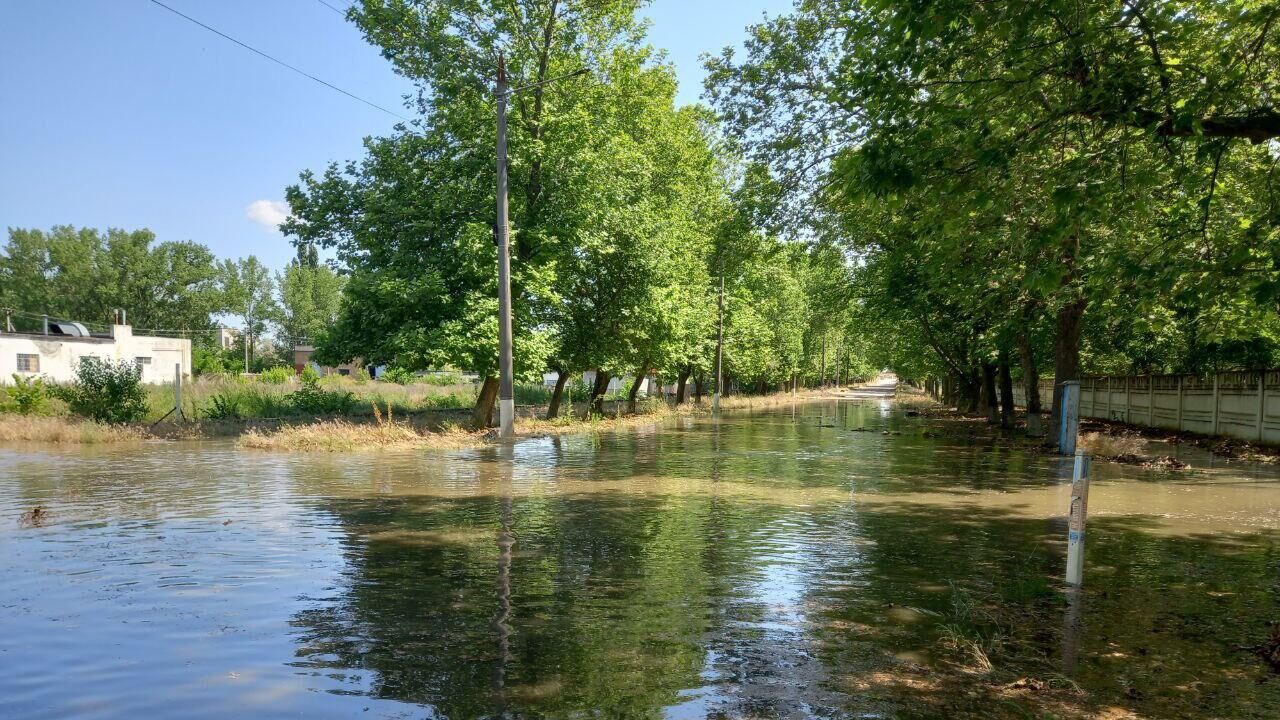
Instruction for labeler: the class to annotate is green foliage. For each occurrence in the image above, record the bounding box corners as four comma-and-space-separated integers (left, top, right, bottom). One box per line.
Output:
706, 0, 1280, 394
278, 261, 343, 348
258, 366, 294, 385
55, 358, 149, 424
300, 365, 320, 385
351, 367, 371, 384
381, 367, 415, 385
418, 372, 465, 386
291, 373, 355, 416
0, 226, 224, 333
205, 393, 244, 421
5, 374, 48, 415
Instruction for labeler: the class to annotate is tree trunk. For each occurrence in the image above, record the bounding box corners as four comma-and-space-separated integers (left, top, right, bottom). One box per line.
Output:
1018, 328, 1043, 436
588, 370, 611, 417
675, 365, 691, 405
627, 365, 647, 414
981, 362, 999, 424
473, 375, 500, 429
694, 374, 704, 404
546, 370, 570, 419
998, 350, 1015, 429
1048, 298, 1087, 446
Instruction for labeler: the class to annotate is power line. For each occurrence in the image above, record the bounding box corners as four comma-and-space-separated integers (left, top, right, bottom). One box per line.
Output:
313, 0, 351, 16
144, 0, 410, 122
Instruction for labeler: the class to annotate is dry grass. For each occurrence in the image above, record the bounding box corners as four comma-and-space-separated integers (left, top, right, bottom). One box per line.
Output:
240, 418, 485, 452
0, 414, 145, 444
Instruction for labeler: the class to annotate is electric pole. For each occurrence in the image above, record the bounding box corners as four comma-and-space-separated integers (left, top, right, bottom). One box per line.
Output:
713, 272, 724, 413
493, 59, 589, 439
495, 54, 516, 438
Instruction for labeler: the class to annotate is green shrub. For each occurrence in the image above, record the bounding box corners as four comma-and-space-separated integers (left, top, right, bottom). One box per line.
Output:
291, 374, 355, 415
381, 367, 415, 385
300, 365, 320, 385
259, 366, 293, 385
6, 374, 48, 415
514, 382, 552, 405
205, 393, 243, 420
54, 358, 149, 424
352, 367, 371, 384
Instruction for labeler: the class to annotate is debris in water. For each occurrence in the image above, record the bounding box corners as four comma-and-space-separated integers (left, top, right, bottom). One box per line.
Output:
222, 519, 233, 526
19, 506, 47, 528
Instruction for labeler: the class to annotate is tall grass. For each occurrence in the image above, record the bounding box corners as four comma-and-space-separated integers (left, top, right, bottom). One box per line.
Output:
0, 415, 143, 444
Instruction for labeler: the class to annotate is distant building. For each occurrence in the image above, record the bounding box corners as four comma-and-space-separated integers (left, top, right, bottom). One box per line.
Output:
216, 327, 239, 351
292, 344, 364, 377
1, 322, 191, 384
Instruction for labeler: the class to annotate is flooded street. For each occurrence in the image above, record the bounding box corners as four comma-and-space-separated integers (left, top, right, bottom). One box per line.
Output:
2, 400, 1278, 719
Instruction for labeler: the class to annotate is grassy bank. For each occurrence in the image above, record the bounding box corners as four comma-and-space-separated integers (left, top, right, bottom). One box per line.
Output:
0, 415, 144, 444
1, 375, 849, 449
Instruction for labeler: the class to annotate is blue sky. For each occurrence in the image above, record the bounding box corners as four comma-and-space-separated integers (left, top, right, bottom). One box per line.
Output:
0, 0, 791, 271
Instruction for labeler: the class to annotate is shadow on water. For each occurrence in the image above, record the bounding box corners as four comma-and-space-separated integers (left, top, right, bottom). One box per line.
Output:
290, 476, 1280, 718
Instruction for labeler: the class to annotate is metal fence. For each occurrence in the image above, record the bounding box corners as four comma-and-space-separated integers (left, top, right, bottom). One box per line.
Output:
1011, 371, 1280, 444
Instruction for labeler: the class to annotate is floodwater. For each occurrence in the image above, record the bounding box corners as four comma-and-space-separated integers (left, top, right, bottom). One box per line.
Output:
2, 399, 1278, 719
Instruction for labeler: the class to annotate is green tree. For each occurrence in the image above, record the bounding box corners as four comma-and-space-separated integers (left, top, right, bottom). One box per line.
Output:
220, 256, 279, 370
278, 262, 344, 350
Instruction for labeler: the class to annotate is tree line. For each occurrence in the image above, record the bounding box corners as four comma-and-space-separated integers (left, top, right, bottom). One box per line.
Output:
281, 0, 876, 424
0, 227, 343, 373
705, 0, 1280, 435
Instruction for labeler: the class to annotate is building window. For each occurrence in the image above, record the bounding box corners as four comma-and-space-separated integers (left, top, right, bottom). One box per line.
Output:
338, 368, 351, 376
135, 356, 152, 372
16, 354, 39, 373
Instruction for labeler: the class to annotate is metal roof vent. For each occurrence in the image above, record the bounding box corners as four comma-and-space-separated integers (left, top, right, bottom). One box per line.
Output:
49, 322, 90, 337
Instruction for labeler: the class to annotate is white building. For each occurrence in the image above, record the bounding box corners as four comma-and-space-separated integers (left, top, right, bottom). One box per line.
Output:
1, 323, 191, 384
216, 327, 239, 351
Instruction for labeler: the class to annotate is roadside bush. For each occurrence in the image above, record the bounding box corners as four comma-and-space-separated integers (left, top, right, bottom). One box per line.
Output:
352, 367, 371, 384
54, 358, 149, 424
381, 366, 415, 385
5, 374, 49, 415
205, 393, 244, 420
259, 366, 294, 385
300, 365, 320, 385
291, 374, 355, 415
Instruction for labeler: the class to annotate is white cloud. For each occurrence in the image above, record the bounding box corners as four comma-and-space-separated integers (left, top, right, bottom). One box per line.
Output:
246, 199, 290, 232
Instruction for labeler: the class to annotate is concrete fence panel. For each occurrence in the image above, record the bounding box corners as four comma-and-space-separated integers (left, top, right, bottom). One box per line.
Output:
978, 369, 1280, 445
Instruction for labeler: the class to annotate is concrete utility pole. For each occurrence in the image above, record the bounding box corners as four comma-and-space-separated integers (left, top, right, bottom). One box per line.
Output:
713, 273, 724, 413
493, 58, 589, 438
495, 54, 516, 438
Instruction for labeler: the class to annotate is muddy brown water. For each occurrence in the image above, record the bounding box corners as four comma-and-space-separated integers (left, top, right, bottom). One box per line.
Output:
2, 400, 1278, 719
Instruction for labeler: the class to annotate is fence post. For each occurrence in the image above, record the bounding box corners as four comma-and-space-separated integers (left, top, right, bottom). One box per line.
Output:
1065, 450, 1091, 587
1124, 375, 1131, 422
1211, 372, 1220, 436
1258, 371, 1266, 444
1105, 376, 1112, 419
1147, 375, 1155, 426
1176, 375, 1185, 432
174, 363, 183, 422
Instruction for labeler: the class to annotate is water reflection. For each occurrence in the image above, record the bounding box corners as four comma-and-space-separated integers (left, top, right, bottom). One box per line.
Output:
2, 401, 1279, 718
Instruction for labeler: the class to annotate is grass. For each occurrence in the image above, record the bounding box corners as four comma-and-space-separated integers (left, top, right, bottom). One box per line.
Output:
0, 415, 144, 444
240, 419, 482, 452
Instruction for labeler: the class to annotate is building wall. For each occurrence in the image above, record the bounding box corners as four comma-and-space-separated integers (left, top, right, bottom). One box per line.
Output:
0, 325, 191, 384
